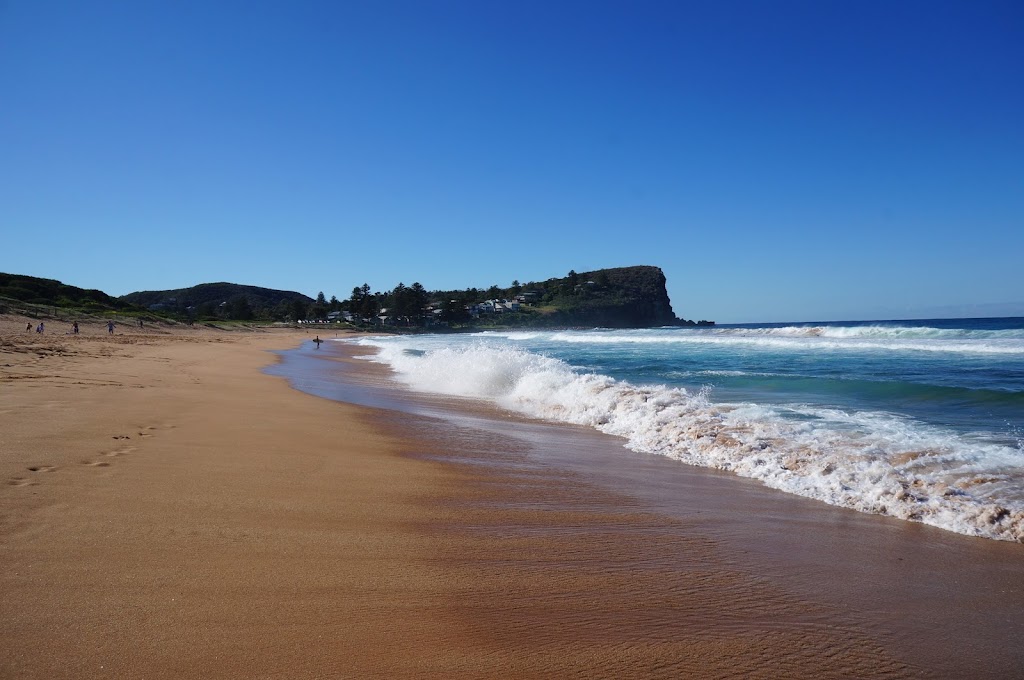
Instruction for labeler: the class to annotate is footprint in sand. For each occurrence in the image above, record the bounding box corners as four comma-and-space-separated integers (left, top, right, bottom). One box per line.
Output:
112, 435, 132, 440
103, 447, 136, 458
137, 423, 176, 438
81, 460, 111, 467
8, 477, 37, 487
26, 465, 58, 473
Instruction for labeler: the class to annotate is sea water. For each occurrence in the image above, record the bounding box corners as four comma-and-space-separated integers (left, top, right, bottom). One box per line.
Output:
350, 318, 1024, 542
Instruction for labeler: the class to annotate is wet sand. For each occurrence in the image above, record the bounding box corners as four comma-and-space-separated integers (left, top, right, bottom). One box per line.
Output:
2, 316, 1022, 678
277, 339, 1024, 678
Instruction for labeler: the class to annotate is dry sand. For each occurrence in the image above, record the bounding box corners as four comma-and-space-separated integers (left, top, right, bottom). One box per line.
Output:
1, 315, 1019, 678
1, 318, 459, 677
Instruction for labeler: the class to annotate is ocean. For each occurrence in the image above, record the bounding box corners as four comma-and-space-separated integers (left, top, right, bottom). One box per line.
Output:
349, 317, 1024, 542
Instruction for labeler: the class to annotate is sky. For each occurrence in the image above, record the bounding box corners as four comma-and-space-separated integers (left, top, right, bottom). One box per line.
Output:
1, 0, 1021, 323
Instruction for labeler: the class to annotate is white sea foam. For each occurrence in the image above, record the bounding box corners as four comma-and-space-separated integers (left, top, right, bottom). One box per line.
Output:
355, 336, 1024, 542
475, 327, 1024, 355
665, 369, 779, 379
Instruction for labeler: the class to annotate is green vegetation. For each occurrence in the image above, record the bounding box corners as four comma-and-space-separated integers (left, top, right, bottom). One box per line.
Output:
2, 265, 710, 330
345, 265, 706, 331
0, 273, 139, 317
120, 282, 314, 322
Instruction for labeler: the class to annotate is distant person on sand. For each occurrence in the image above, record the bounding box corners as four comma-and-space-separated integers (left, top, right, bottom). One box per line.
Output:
314, 335, 322, 349
72, 321, 79, 335
107, 321, 115, 335
36, 322, 44, 334
26, 322, 32, 332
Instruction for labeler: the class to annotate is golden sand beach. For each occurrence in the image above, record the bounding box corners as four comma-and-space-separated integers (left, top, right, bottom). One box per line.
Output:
2, 316, 1022, 678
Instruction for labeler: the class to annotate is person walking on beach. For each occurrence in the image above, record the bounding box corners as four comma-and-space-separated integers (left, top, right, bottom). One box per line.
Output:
314, 335, 322, 349
36, 322, 44, 334
26, 322, 32, 332
72, 321, 79, 335
107, 321, 115, 335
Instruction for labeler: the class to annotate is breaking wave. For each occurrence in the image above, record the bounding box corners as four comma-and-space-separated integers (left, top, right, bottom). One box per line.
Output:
477, 326, 1024, 355
355, 336, 1024, 542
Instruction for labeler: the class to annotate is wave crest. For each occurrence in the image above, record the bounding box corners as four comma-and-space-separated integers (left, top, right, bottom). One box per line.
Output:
477, 327, 1024, 355
358, 337, 1024, 542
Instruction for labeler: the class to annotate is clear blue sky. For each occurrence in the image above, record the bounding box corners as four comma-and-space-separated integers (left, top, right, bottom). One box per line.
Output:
1, 1, 1021, 323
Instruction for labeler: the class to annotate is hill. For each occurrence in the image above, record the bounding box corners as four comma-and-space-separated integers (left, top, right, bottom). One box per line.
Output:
421, 265, 705, 329
2, 266, 706, 328
530, 265, 679, 327
0, 273, 138, 315
120, 282, 314, 320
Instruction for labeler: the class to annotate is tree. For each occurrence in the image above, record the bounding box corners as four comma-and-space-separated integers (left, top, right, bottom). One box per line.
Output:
349, 284, 375, 323
310, 291, 327, 320
228, 296, 253, 320
349, 286, 364, 312
511, 279, 522, 295
384, 282, 428, 326
391, 282, 411, 323
358, 286, 379, 320
568, 270, 579, 287
329, 295, 340, 312
273, 300, 293, 321
410, 282, 428, 320
291, 299, 308, 322
440, 299, 470, 325
312, 291, 327, 320
195, 301, 217, 319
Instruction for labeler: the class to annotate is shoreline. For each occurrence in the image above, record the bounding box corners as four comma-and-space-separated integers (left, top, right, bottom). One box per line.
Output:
3, 316, 1022, 678
284, 338, 1024, 678
346, 327, 1024, 543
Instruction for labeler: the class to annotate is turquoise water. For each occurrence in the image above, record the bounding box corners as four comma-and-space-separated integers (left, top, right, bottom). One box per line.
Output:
500, 319, 1024, 445
353, 317, 1024, 541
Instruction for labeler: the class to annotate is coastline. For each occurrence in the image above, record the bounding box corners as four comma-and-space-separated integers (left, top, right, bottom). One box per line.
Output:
2, 317, 1022, 678
285, 339, 1024, 678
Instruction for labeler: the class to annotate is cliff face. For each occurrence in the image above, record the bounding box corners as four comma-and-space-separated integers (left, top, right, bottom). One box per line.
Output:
532, 265, 678, 328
